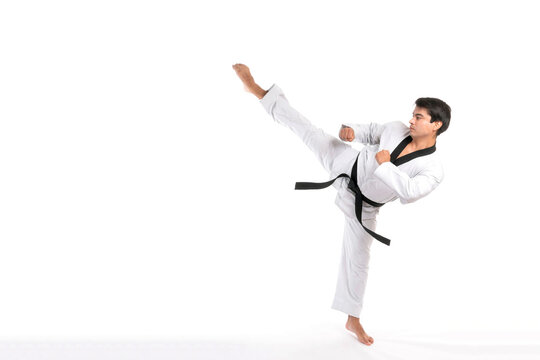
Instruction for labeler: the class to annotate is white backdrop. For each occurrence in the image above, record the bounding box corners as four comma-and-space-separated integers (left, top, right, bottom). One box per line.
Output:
1, 0, 539, 355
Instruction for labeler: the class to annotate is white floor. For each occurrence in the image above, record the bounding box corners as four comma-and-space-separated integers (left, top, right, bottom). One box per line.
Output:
2, 330, 539, 360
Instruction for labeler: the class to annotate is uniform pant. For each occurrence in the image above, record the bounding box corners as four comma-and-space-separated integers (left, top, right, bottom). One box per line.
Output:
260, 84, 376, 318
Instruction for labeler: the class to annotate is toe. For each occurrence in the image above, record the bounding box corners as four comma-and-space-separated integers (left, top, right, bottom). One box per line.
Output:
359, 335, 371, 346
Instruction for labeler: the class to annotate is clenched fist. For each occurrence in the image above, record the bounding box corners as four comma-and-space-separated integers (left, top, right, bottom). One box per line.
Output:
339, 125, 355, 142
375, 150, 391, 165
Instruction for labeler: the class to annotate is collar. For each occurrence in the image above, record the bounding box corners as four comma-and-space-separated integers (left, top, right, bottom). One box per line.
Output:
390, 136, 436, 166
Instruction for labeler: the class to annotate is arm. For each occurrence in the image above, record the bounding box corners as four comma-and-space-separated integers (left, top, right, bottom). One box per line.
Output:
340, 123, 386, 145
373, 162, 444, 204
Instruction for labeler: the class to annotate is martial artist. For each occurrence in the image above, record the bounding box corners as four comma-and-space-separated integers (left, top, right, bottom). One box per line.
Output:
232, 63, 451, 346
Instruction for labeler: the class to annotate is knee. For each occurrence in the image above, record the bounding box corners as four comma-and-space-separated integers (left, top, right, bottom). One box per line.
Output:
351, 261, 370, 275
349, 251, 371, 273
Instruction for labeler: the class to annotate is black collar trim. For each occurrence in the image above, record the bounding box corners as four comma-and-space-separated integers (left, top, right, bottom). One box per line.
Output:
390, 136, 436, 166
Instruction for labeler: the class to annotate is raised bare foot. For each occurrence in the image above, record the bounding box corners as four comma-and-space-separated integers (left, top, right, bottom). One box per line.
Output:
232, 63, 268, 99
345, 315, 374, 346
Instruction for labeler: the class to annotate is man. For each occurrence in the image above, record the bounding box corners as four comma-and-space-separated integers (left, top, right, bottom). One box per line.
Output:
232, 63, 451, 346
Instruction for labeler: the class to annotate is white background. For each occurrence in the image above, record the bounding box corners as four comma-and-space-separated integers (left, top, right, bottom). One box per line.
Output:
1, 0, 539, 350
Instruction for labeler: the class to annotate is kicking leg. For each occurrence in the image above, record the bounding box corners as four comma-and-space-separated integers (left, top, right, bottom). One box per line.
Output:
232, 63, 268, 100
232, 63, 356, 175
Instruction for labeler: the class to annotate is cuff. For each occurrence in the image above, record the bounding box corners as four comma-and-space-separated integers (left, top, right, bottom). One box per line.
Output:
259, 83, 281, 114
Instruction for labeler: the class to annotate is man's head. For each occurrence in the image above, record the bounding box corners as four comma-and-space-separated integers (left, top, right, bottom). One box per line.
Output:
409, 98, 451, 138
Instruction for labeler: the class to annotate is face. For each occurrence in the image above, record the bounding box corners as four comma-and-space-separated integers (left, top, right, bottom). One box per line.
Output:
409, 106, 440, 138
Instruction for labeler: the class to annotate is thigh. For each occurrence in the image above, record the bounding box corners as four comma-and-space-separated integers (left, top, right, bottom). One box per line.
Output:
303, 127, 356, 174
270, 91, 355, 174
343, 216, 376, 267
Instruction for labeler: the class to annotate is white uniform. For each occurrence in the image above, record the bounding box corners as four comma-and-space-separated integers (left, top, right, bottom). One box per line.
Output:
260, 84, 444, 317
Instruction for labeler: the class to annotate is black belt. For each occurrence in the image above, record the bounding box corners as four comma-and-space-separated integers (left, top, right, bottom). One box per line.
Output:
294, 154, 391, 246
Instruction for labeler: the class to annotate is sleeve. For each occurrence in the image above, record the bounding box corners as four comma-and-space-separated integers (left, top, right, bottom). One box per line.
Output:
373, 161, 444, 204
341, 122, 387, 145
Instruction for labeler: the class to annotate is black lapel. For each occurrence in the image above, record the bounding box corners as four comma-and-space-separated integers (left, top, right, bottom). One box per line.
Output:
390, 136, 436, 166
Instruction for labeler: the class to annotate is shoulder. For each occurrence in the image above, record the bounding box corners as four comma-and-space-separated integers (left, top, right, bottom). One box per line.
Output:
386, 121, 408, 130
382, 121, 409, 135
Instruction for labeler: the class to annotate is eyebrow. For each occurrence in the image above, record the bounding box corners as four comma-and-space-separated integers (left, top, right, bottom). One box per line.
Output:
412, 112, 425, 117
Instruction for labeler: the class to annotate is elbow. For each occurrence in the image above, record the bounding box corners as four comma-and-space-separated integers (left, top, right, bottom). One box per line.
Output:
398, 183, 438, 204
398, 184, 430, 204
399, 194, 421, 204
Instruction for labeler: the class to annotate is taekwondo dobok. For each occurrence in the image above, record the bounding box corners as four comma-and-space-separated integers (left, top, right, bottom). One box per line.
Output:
260, 84, 444, 317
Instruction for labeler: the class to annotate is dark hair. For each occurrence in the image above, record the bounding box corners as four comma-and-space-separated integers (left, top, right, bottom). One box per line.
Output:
415, 97, 451, 136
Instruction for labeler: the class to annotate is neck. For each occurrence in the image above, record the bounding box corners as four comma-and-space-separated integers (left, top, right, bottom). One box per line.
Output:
410, 135, 436, 150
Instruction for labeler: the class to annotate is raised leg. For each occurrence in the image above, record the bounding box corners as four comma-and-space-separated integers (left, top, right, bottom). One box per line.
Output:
232, 63, 268, 100
232, 63, 356, 175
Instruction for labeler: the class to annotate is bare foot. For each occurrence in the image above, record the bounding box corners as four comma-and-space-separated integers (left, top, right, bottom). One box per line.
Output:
232, 63, 268, 99
345, 315, 374, 346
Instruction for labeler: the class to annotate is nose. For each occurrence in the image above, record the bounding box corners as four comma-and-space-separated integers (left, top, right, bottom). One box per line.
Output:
409, 117, 415, 125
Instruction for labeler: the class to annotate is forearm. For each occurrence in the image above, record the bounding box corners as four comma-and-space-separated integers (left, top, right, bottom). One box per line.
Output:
374, 162, 441, 204
342, 123, 385, 145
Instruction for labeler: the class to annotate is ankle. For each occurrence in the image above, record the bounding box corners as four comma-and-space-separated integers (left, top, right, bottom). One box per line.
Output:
249, 83, 268, 99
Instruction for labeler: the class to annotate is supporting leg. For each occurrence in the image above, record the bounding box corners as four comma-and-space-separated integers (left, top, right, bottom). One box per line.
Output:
332, 215, 376, 345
